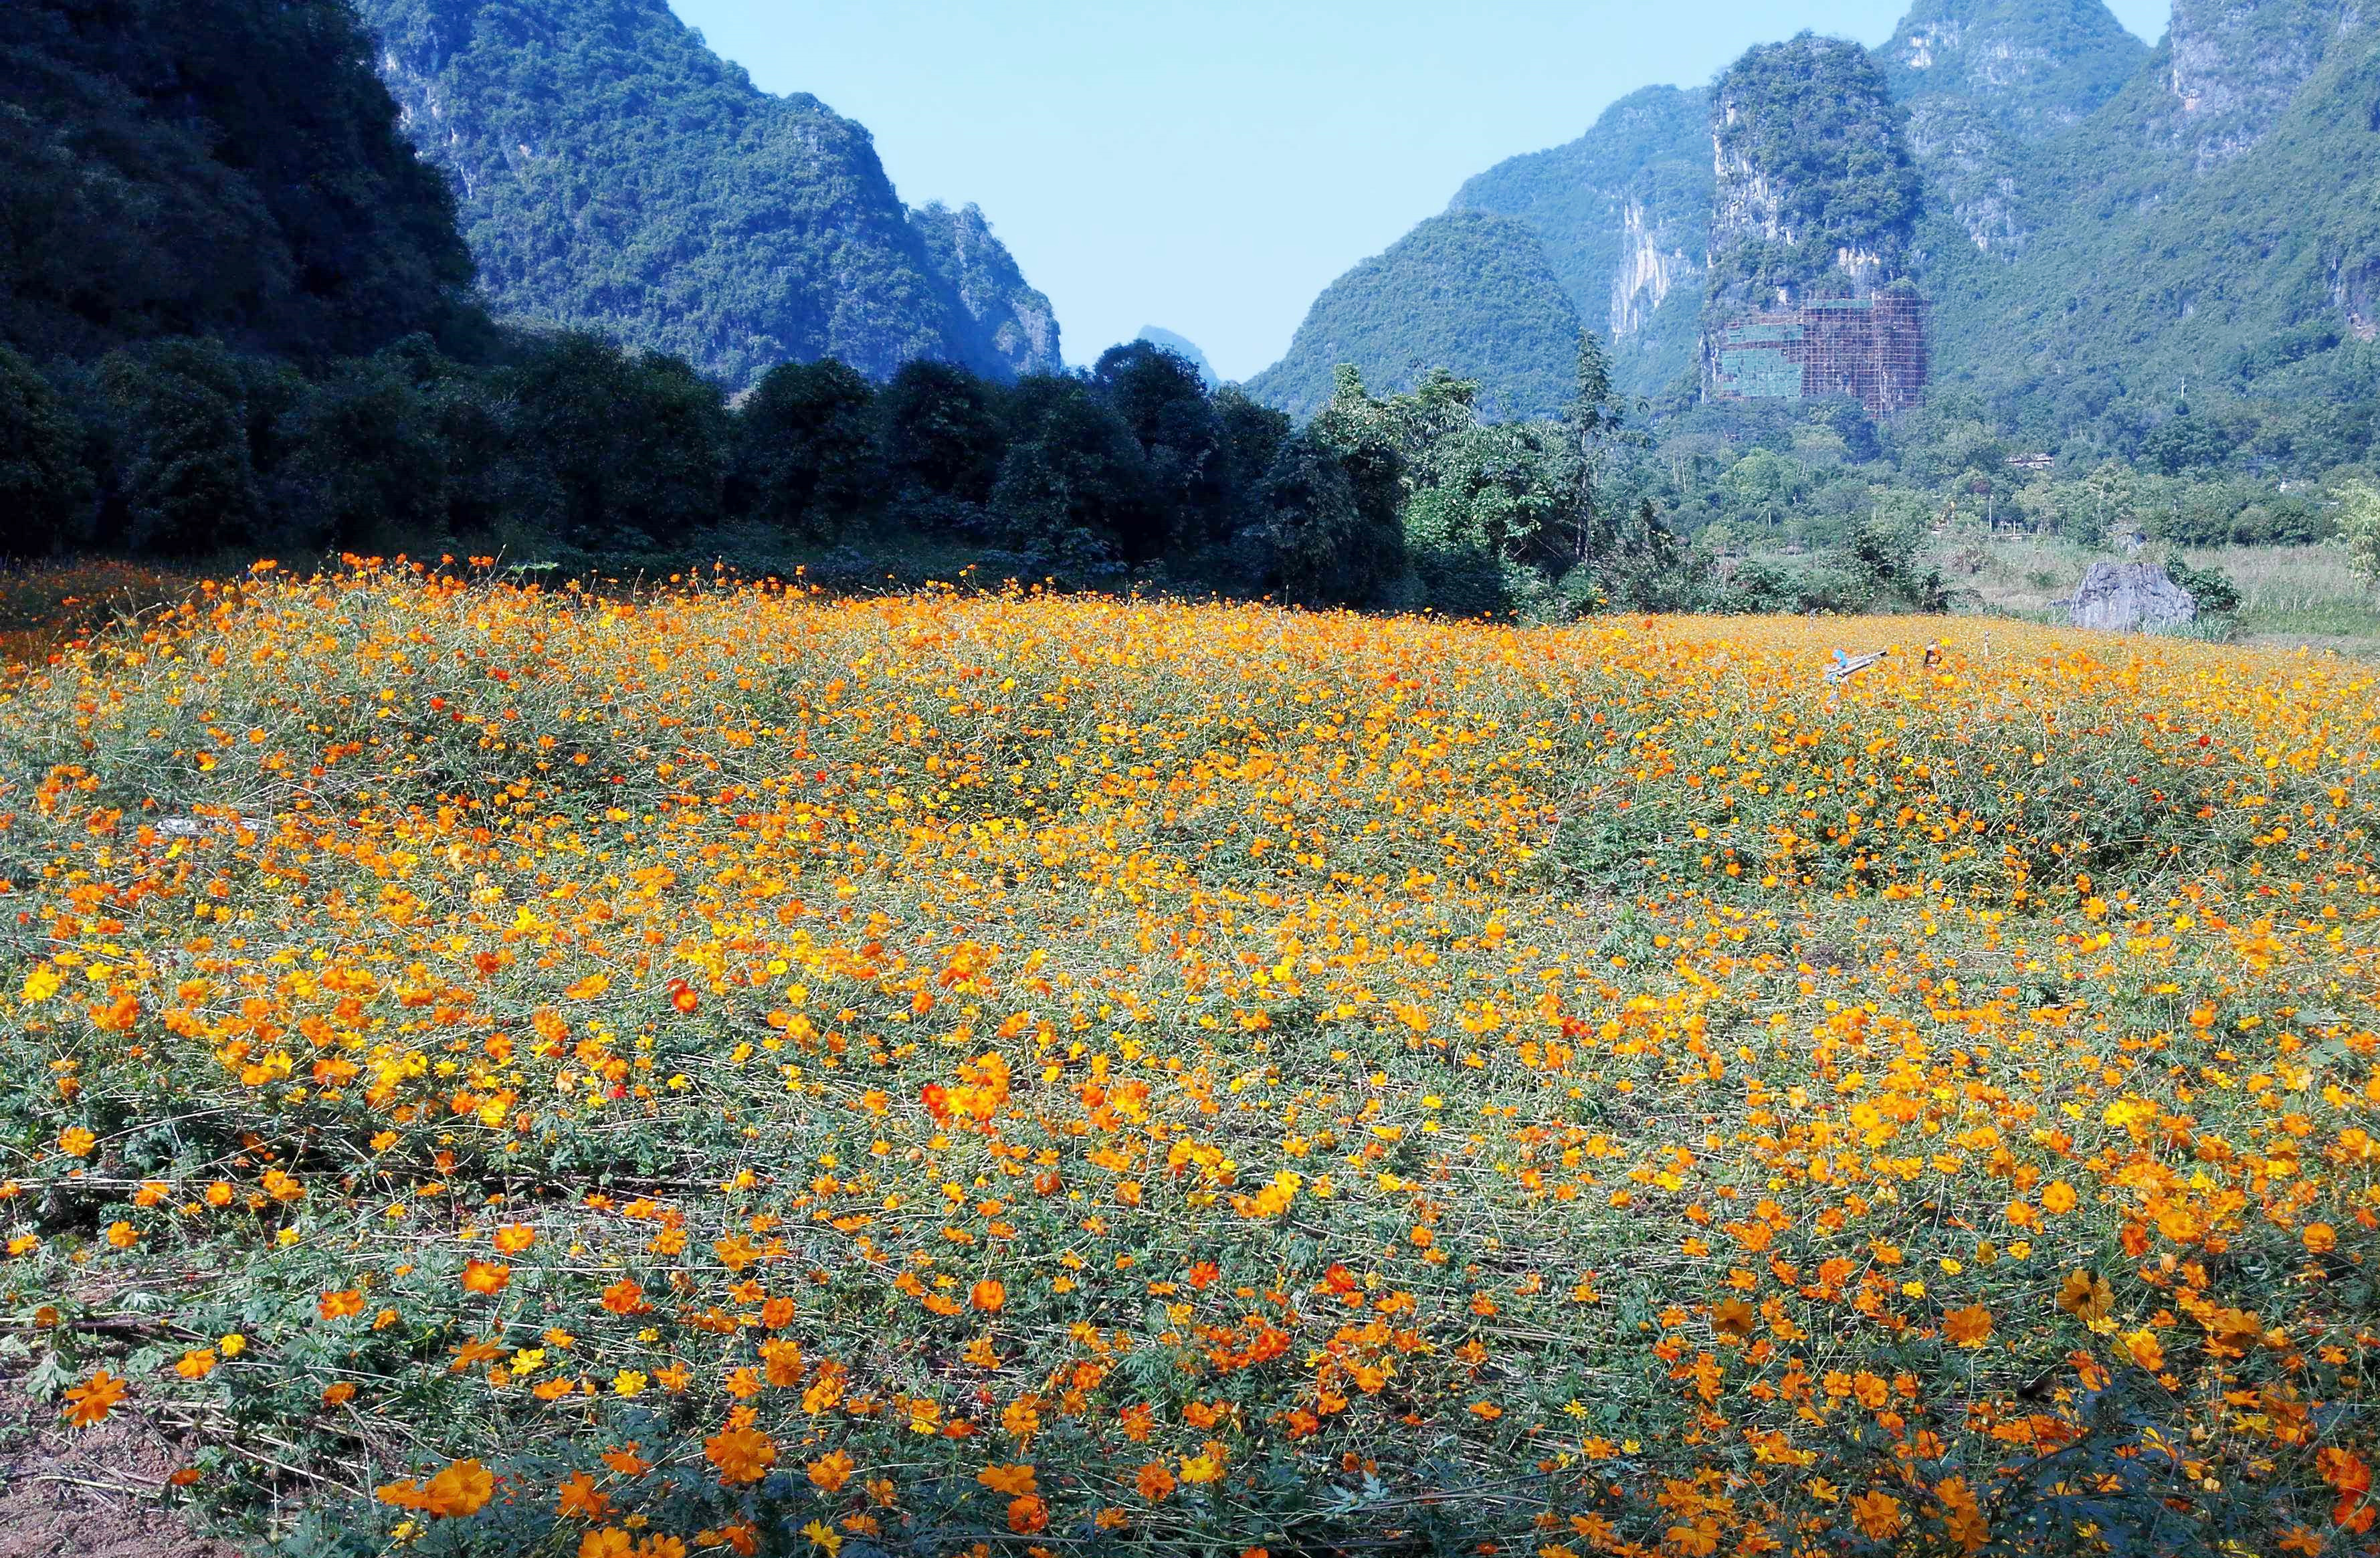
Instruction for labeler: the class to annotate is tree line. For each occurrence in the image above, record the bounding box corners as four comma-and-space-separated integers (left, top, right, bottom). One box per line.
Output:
17, 326, 1925, 616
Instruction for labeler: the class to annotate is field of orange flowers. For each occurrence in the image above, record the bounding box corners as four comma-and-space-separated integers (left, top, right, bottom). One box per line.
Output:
1, 562, 2375, 1557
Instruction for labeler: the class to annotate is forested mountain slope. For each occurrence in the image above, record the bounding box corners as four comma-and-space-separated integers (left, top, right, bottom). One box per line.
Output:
1242, 212, 1581, 420
0, 0, 474, 362
1450, 87, 1712, 399
1930, 0, 2380, 460
353, 0, 1059, 388
1876, 0, 2145, 252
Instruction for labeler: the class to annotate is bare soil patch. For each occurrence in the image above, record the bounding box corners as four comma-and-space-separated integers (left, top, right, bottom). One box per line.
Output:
0, 1373, 245, 1558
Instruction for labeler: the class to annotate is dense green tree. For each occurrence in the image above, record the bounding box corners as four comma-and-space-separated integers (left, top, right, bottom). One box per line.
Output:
1257, 369, 1405, 607
991, 376, 1161, 562
1564, 331, 1640, 565
0, 345, 93, 554
1722, 449, 1813, 532
2339, 482, 2380, 596
1403, 423, 1579, 571
729, 360, 881, 540
1092, 343, 1230, 547
96, 339, 272, 556
501, 335, 728, 555
2139, 409, 2234, 477
1211, 389, 1293, 538
882, 361, 1006, 507
272, 351, 453, 554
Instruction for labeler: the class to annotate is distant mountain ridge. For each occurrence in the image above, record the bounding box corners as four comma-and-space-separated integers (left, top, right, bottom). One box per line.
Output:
1252, 0, 2380, 470
354, 0, 1059, 389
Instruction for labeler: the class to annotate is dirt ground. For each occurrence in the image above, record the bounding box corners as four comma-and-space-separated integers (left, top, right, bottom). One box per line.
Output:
0, 1374, 247, 1558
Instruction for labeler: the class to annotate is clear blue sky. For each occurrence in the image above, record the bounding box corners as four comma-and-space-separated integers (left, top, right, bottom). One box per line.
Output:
668, 0, 2169, 381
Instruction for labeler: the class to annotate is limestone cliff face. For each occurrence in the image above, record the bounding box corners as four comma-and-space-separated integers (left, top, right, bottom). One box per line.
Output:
1873, 0, 2143, 252
1902, 98, 2023, 251
355, 0, 1058, 388
2159, 0, 2365, 168
1609, 199, 1695, 342
908, 203, 1064, 378
1707, 123, 1791, 264
1450, 86, 1711, 396
1705, 37, 1922, 318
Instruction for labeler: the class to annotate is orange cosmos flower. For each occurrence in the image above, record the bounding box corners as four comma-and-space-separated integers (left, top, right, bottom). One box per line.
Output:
977, 1463, 1037, 1496
703, 1425, 776, 1485
461, 1259, 511, 1296
969, 1279, 1005, 1312
807, 1449, 855, 1492
377, 1458, 494, 1519
61, 1368, 127, 1428
1943, 1306, 1993, 1349
556, 1470, 611, 1521
1850, 1490, 1905, 1541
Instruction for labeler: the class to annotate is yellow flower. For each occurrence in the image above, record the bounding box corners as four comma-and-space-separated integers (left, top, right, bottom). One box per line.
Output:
1180, 1442, 1228, 1484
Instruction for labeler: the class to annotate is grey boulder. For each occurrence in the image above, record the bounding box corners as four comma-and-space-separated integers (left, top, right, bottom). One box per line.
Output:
2068, 562, 2197, 634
